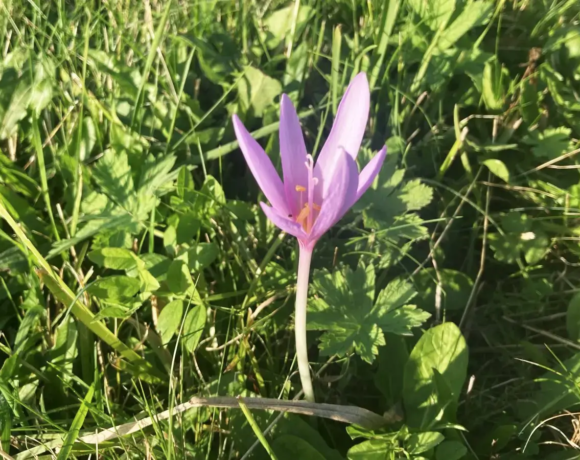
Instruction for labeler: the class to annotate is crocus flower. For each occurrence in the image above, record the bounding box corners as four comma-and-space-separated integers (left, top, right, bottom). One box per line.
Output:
233, 72, 386, 401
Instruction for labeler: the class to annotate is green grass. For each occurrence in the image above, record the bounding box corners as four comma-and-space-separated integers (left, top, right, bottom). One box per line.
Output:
1, 0, 580, 459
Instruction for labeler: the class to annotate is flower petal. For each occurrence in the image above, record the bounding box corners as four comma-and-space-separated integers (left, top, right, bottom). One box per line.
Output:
314, 72, 370, 195
279, 94, 308, 217
350, 146, 387, 208
260, 202, 307, 240
309, 149, 358, 242
233, 115, 290, 215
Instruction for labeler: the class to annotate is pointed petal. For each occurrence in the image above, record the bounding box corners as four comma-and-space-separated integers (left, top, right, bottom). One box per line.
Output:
350, 146, 387, 208
309, 149, 358, 242
260, 202, 307, 240
314, 72, 370, 194
233, 115, 290, 215
279, 94, 308, 217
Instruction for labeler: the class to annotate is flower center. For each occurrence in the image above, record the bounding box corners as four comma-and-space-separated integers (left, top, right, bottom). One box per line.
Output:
294, 154, 320, 233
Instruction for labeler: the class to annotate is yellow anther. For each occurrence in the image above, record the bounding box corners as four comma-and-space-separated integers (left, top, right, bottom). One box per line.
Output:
296, 205, 310, 226
295, 185, 306, 192
312, 203, 321, 211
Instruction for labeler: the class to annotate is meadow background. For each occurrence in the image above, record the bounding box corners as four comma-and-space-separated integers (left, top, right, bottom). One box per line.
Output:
1, 0, 580, 458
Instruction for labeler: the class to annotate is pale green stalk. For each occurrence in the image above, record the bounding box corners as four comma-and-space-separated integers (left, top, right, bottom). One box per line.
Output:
295, 245, 314, 402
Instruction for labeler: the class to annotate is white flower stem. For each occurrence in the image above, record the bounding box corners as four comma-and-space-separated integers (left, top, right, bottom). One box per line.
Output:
295, 244, 315, 402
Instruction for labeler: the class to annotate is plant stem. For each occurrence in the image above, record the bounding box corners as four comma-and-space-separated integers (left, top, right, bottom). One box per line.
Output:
295, 245, 315, 402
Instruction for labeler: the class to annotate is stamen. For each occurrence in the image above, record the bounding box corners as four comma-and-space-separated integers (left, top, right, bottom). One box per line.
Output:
296, 204, 310, 230
295, 185, 306, 192
312, 203, 321, 211
306, 155, 315, 232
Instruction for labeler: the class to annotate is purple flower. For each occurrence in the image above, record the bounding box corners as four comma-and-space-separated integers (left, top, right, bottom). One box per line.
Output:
232, 72, 386, 251
232, 72, 386, 401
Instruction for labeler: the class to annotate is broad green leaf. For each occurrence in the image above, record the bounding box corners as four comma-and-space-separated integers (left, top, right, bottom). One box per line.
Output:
137, 266, 160, 292
406, 431, 444, 455
487, 233, 521, 263
157, 300, 184, 344
438, 2, 493, 51
128, 253, 171, 281
524, 127, 572, 159
261, 5, 313, 49
176, 213, 201, 244
309, 264, 429, 363
567, 293, 580, 342
92, 149, 137, 213
187, 35, 238, 84
403, 322, 468, 429
167, 260, 193, 295
361, 158, 433, 230
0, 76, 32, 139
138, 153, 176, 197
0, 356, 18, 382
436, 440, 467, 460
540, 63, 580, 135
195, 175, 226, 218
400, 180, 434, 211
135, 153, 177, 218
488, 217, 549, 265
483, 159, 510, 182
523, 232, 550, 264
182, 305, 206, 353
374, 278, 431, 335
0, 55, 54, 139
87, 276, 141, 300
238, 66, 282, 117
226, 200, 256, 220
501, 212, 530, 233
180, 243, 219, 271
272, 435, 325, 460
407, 0, 455, 30
88, 247, 138, 270
347, 440, 393, 459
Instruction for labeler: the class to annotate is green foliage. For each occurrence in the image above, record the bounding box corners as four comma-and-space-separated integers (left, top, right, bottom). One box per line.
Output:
488, 212, 550, 265
1, 0, 579, 458
309, 264, 430, 363
403, 323, 468, 429
238, 66, 283, 117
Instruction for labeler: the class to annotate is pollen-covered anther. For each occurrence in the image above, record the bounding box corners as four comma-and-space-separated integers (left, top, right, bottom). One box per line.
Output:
295, 185, 306, 192
296, 204, 310, 229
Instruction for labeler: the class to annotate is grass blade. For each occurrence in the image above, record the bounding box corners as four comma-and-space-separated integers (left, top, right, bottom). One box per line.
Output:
57, 383, 95, 460
238, 397, 278, 460
131, 0, 172, 131
331, 25, 342, 115
369, 0, 400, 89
31, 119, 60, 242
